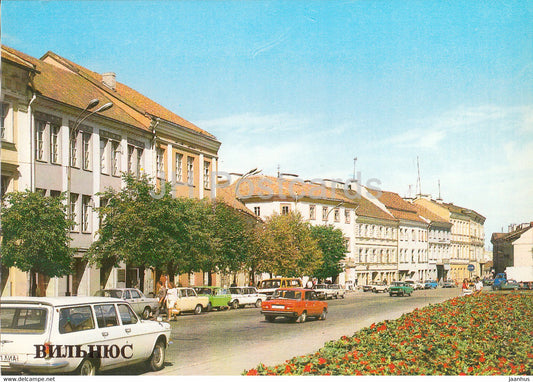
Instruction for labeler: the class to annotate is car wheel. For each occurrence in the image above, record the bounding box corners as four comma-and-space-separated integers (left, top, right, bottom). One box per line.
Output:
148, 339, 166, 371
341, 294, 345, 299
400, 291, 404, 297
266, 315, 276, 322
77, 358, 97, 376
255, 299, 262, 308
142, 307, 151, 320
389, 293, 393, 297
297, 311, 307, 323
206, 302, 212, 312
231, 300, 239, 309
194, 304, 202, 315
319, 309, 327, 320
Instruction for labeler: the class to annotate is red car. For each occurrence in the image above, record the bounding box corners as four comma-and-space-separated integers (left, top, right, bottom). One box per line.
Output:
261, 288, 328, 323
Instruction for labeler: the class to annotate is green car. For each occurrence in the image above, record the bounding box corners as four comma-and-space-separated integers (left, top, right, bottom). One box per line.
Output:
194, 286, 232, 311
389, 281, 414, 297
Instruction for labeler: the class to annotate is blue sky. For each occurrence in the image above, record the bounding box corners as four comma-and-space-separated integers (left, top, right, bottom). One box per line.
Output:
2, 0, 532, 245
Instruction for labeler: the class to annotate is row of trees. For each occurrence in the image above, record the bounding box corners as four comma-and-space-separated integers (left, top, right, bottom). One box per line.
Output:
0, 174, 347, 295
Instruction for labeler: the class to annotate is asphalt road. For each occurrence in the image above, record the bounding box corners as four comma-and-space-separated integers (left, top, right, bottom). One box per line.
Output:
105, 286, 462, 376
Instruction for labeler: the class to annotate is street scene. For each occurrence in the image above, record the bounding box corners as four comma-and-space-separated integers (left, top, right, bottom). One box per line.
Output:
1, 0, 532, 378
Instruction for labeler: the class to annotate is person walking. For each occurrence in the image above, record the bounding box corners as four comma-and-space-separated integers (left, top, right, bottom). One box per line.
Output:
153, 281, 167, 320
166, 282, 178, 321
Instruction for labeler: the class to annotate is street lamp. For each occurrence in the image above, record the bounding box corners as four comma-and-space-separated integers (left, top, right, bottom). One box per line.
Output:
325, 201, 345, 222
66, 99, 113, 296
235, 168, 261, 199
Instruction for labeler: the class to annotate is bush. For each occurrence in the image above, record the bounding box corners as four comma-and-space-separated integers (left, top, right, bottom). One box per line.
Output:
244, 293, 533, 375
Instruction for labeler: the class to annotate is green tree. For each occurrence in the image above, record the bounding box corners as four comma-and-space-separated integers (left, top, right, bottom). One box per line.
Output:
255, 212, 323, 277
310, 224, 347, 282
1, 190, 75, 296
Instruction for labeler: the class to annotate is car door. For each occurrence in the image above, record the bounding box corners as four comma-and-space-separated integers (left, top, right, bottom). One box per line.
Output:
116, 303, 150, 362
92, 304, 126, 368
129, 289, 143, 315
186, 288, 198, 310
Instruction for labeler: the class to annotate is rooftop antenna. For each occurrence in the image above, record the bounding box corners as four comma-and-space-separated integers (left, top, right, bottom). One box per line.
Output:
416, 156, 422, 197
408, 184, 413, 198
437, 179, 443, 201
277, 164, 280, 178
352, 157, 357, 180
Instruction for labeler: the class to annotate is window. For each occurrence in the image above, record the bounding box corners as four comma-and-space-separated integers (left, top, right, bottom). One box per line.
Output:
130, 290, 141, 299
59, 306, 94, 334
344, 238, 350, 251
156, 148, 165, 179
111, 141, 120, 176
175, 153, 183, 182
70, 130, 78, 167
0, 102, 9, 140
281, 205, 290, 215
309, 205, 316, 220
334, 208, 340, 222
35, 121, 45, 161
136, 148, 143, 177
70, 193, 79, 231
127, 145, 135, 173
345, 209, 350, 224
204, 161, 210, 189
81, 195, 91, 232
82, 133, 91, 170
123, 290, 131, 299
322, 206, 328, 221
50, 125, 60, 163
35, 188, 46, 196
117, 304, 138, 325
94, 304, 119, 328
100, 138, 107, 173
0, 307, 47, 334
186, 156, 194, 185
254, 206, 261, 216
50, 190, 61, 198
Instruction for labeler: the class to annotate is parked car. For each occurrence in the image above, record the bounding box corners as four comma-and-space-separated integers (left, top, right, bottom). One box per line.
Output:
193, 286, 231, 311
424, 280, 438, 289
312, 284, 336, 300
261, 288, 328, 323
519, 281, 533, 290
370, 282, 389, 293
362, 282, 375, 292
482, 278, 494, 286
442, 281, 455, 288
498, 279, 520, 291
257, 278, 303, 296
228, 287, 267, 309
0, 296, 171, 375
169, 288, 209, 315
327, 284, 346, 299
404, 280, 423, 290
389, 281, 414, 297
94, 288, 159, 320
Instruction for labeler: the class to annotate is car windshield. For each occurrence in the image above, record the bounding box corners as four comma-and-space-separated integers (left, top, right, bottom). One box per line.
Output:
196, 288, 213, 295
94, 290, 122, 299
1, 307, 47, 334
314, 284, 327, 289
229, 287, 242, 294
327, 285, 339, 289
272, 290, 302, 300
260, 280, 281, 289
392, 282, 404, 286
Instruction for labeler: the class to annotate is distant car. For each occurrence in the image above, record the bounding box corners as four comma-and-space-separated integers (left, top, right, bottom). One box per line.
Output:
261, 288, 328, 323
0, 297, 171, 375
389, 281, 414, 297
228, 287, 267, 309
170, 288, 209, 315
370, 282, 389, 293
424, 280, 438, 289
257, 278, 303, 296
312, 284, 336, 300
442, 281, 455, 288
519, 281, 533, 290
499, 279, 519, 291
193, 286, 231, 311
404, 280, 423, 290
482, 278, 494, 286
94, 288, 159, 320
327, 284, 346, 299
362, 283, 374, 292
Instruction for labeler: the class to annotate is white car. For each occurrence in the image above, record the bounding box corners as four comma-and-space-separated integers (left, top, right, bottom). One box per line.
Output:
0, 296, 171, 375
312, 284, 336, 300
170, 288, 209, 315
94, 288, 159, 319
404, 280, 424, 290
228, 287, 267, 309
327, 284, 346, 298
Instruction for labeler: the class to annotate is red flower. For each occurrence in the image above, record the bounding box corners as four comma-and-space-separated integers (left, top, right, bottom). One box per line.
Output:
377, 324, 387, 332
303, 364, 312, 373
318, 358, 327, 365
246, 369, 258, 375
284, 365, 292, 374
479, 355, 486, 363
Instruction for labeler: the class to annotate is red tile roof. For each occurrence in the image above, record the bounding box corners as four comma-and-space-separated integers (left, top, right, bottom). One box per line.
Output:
368, 189, 426, 223
215, 186, 260, 220
410, 202, 451, 225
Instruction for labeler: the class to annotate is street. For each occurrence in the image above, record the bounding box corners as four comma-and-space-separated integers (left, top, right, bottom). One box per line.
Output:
106, 287, 462, 376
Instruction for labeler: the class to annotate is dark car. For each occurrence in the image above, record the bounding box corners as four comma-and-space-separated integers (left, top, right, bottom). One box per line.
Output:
499, 279, 519, 291
388, 281, 414, 297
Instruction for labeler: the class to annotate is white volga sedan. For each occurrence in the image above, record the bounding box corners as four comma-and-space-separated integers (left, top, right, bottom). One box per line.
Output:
0, 297, 171, 375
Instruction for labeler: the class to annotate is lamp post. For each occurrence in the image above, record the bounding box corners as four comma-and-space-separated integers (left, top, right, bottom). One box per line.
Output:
325, 201, 345, 223
234, 168, 261, 199
66, 99, 113, 296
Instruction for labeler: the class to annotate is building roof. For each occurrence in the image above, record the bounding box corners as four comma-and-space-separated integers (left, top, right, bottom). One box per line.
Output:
410, 202, 452, 227
2, 45, 216, 140
442, 202, 486, 222
491, 223, 533, 244
368, 189, 426, 224
1, 46, 37, 71
215, 186, 261, 221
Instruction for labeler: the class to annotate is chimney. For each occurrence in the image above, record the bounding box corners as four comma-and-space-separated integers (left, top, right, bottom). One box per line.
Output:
102, 72, 116, 90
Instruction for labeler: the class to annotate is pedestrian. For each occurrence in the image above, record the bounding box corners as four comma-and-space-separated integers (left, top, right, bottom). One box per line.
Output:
166, 282, 178, 321
153, 280, 167, 320
462, 278, 472, 296
306, 279, 313, 289
473, 277, 483, 296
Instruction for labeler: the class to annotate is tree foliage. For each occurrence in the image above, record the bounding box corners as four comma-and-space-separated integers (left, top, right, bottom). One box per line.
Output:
255, 212, 323, 277
1, 190, 75, 279
310, 224, 347, 281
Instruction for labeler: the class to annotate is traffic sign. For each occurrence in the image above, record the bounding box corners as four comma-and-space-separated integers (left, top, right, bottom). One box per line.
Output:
467, 264, 475, 272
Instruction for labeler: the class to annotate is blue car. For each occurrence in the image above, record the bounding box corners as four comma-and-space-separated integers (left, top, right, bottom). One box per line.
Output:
424, 280, 438, 289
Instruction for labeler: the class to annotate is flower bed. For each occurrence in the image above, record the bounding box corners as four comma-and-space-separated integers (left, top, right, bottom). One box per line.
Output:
245, 293, 533, 375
